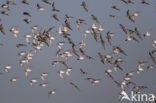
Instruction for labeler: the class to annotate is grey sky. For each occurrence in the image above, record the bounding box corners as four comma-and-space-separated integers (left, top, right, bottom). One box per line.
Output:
0, 0, 156, 103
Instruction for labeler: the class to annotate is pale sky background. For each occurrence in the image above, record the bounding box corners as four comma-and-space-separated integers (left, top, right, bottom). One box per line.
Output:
0, 0, 156, 103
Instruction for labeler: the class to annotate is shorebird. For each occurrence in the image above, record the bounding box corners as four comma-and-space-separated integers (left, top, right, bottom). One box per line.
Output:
0, 24, 5, 35
57, 70, 65, 78
4, 65, 12, 72
10, 77, 17, 82
42, 0, 51, 5
1, 4, 9, 10
48, 89, 56, 98
22, 0, 29, 5
39, 83, 48, 87
152, 40, 156, 48
91, 14, 99, 23
52, 14, 59, 21
81, 1, 88, 12
112, 6, 120, 11
69, 82, 80, 91
106, 32, 114, 46
52, 2, 60, 12
37, 4, 45, 11
141, 0, 150, 5
41, 73, 48, 80
10, 27, 19, 38
29, 78, 38, 85
100, 34, 105, 50
6, 0, 16, 5
25, 67, 32, 78
143, 31, 151, 37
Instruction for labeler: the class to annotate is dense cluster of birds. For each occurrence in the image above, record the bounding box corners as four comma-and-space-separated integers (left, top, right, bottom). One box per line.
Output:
0, 0, 156, 102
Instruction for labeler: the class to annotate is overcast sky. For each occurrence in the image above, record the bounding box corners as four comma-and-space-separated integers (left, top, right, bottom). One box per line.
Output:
0, 0, 156, 103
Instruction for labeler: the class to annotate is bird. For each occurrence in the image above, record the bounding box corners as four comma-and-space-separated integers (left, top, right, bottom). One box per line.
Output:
52, 14, 59, 21
105, 68, 114, 80
100, 34, 106, 50
81, 1, 88, 12
10, 27, 19, 38
42, 0, 51, 5
16, 44, 27, 48
141, 0, 150, 5
106, 32, 114, 46
64, 20, 72, 31
41, 73, 48, 80
149, 52, 156, 64
112, 6, 120, 11
127, 0, 134, 4
85, 78, 100, 85
91, 23, 98, 29
6, 0, 16, 5
29, 78, 38, 85
83, 29, 90, 39
152, 40, 156, 48
132, 11, 139, 17
132, 86, 148, 93
57, 70, 65, 78
65, 67, 72, 76
69, 82, 80, 91
121, 0, 128, 4
79, 48, 95, 60
97, 22, 104, 32
119, 24, 127, 34
37, 4, 45, 11
76, 19, 85, 30
118, 90, 131, 101
1, 11, 9, 16
10, 77, 17, 82
98, 52, 105, 64
22, 0, 29, 5
65, 14, 74, 21
52, 2, 60, 12
39, 83, 48, 87
126, 10, 135, 23
0, 24, 5, 35
143, 31, 151, 37
80, 68, 88, 75
134, 27, 143, 40
1, 4, 9, 10
91, 28, 98, 42
24, 18, 31, 24
24, 34, 32, 44
0, 43, 3, 47
109, 15, 117, 19
113, 46, 127, 56
91, 14, 99, 23
147, 65, 154, 70
48, 89, 56, 98
23, 12, 31, 17
4, 65, 12, 72
25, 67, 32, 78
125, 35, 139, 43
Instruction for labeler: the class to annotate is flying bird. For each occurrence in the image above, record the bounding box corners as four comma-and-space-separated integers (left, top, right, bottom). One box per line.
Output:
112, 6, 120, 11
69, 82, 80, 91
42, 0, 51, 5
91, 14, 99, 23
52, 2, 60, 12
22, 0, 29, 5
81, 1, 88, 12
0, 24, 5, 35
100, 34, 106, 50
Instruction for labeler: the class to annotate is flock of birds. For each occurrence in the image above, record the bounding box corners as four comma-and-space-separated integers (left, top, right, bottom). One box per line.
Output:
0, 0, 156, 102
